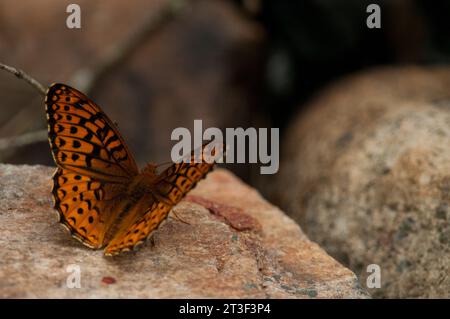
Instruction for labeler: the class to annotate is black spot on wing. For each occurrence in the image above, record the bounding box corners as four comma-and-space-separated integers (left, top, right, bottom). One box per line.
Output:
105, 135, 119, 147
72, 140, 81, 148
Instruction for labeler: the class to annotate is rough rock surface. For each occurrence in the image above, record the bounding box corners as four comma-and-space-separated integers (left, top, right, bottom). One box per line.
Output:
0, 164, 367, 298
272, 66, 450, 298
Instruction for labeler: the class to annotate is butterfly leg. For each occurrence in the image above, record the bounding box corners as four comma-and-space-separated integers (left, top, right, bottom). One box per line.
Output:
149, 235, 156, 248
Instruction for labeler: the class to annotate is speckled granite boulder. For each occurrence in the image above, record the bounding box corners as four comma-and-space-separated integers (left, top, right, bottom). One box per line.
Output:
0, 164, 367, 298
272, 66, 450, 298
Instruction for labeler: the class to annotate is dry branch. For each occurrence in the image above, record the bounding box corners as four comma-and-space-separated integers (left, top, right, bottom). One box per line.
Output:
0, 63, 46, 96
72, 0, 185, 94
0, 129, 47, 158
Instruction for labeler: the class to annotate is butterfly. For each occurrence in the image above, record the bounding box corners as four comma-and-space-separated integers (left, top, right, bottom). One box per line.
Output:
45, 83, 222, 256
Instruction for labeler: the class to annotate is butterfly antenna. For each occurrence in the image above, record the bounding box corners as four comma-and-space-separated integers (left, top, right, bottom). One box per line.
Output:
156, 161, 174, 168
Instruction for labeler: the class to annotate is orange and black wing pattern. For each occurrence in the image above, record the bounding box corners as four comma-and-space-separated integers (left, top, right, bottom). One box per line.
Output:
103, 143, 221, 255
51, 168, 126, 248
45, 83, 137, 248
45, 83, 138, 183
46, 83, 223, 255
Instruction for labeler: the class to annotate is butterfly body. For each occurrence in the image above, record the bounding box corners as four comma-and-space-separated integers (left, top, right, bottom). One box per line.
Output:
45, 83, 218, 255
126, 172, 155, 200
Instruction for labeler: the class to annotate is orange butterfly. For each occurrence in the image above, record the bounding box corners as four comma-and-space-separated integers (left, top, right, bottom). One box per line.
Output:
45, 83, 221, 256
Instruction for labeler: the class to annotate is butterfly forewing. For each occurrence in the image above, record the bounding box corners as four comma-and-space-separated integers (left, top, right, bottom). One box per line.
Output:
45, 83, 139, 182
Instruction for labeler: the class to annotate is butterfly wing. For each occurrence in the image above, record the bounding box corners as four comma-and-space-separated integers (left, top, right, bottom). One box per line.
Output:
104, 144, 219, 255
52, 168, 127, 248
45, 83, 139, 182
46, 83, 139, 248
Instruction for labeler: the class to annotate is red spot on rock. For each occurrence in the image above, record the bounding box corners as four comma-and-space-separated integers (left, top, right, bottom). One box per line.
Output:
185, 195, 261, 232
102, 276, 116, 284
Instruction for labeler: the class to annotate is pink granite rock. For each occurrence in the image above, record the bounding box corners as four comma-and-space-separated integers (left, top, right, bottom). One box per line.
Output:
272, 66, 450, 298
0, 164, 367, 298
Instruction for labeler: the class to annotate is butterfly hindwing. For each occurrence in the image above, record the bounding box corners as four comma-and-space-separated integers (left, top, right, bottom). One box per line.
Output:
45, 83, 139, 182
103, 200, 171, 255
52, 168, 126, 248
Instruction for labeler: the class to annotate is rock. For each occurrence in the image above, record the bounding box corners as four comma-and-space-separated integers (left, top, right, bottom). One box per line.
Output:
272, 66, 450, 298
0, 164, 367, 298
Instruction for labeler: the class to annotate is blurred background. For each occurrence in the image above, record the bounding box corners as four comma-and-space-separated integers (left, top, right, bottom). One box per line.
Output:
0, 0, 449, 192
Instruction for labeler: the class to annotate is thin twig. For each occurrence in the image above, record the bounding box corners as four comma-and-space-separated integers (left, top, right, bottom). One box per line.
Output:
0, 63, 46, 96
71, 0, 186, 94
0, 129, 47, 152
